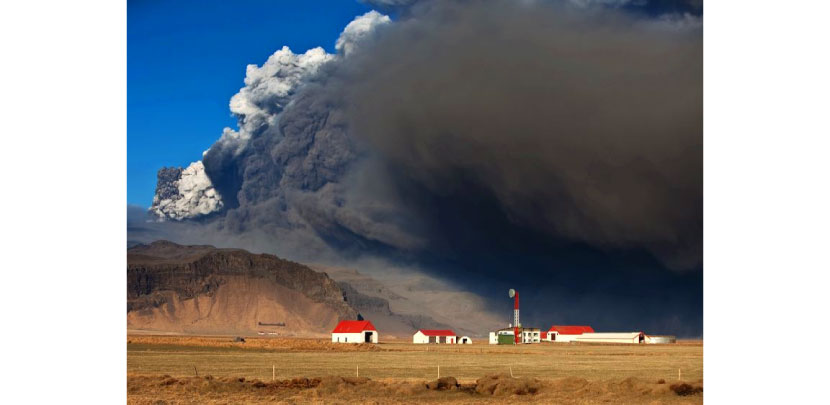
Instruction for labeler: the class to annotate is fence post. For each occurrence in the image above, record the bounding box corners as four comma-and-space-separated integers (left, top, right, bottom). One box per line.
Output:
437, 364, 440, 379
678, 368, 681, 381
272, 365, 275, 381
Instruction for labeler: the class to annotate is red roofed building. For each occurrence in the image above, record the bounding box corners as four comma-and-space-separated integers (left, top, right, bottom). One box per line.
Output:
546, 325, 595, 342
413, 329, 457, 344
331, 320, 378, 343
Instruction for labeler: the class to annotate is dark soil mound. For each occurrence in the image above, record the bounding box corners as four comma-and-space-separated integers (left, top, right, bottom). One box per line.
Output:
670, 382, 703, 396
426, 376, 458, 391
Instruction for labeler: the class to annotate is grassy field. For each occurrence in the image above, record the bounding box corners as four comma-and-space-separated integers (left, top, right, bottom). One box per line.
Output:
127, 336, 703, 404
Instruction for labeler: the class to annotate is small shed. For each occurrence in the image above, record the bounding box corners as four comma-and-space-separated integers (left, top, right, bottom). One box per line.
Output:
413, 329, 457, 344
331, 320, 378, 343
497, 333, 514, 344
458, 336, 472, 344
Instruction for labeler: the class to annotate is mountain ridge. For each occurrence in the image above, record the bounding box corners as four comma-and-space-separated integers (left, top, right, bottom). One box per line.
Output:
128, 241, 356, 335
127, 240, 456, 337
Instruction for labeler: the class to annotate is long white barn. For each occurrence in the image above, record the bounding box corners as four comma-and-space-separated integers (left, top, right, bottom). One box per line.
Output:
574, 332, 645, 344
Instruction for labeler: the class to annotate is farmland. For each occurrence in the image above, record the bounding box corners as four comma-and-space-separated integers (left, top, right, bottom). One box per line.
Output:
128, 336, 702, 404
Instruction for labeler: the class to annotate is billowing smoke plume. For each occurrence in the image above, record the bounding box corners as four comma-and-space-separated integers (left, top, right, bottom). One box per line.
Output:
139, 0, 703, 336
341, 1, 702, 270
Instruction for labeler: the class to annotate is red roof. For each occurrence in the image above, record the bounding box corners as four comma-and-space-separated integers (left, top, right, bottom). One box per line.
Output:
417, 329, 456, 336
331, 320, 376, 333
549, 325, 594, 335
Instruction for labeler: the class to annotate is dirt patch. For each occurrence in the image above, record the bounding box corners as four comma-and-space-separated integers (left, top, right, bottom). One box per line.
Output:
159, 377, 178, 386
314, 376, 371, 395
475, 374, 542, 396
547, 376, 591, 391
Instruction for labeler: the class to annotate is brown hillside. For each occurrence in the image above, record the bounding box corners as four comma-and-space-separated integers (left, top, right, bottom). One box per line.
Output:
127, 241, 357, 335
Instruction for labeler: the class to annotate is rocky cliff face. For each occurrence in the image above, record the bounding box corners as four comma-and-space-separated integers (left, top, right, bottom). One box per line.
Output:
127, 241, 356, 335
337, 281, 392, 315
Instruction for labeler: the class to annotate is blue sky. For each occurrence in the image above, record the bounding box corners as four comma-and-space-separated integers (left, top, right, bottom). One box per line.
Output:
128, 0, 372, 206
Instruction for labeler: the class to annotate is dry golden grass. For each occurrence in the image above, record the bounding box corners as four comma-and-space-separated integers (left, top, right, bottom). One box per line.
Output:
127, 336, 702, 404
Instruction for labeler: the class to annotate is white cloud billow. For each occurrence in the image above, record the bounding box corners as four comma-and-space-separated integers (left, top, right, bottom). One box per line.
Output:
336, 11, 391, 56
209, 11, 390, 167
150, 161, 223, 220
228, 46, 334, 136
216, 11, 391, 159
200, 46, 337, 185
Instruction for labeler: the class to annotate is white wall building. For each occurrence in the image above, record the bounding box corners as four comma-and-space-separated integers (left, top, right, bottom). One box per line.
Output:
574, 332, 645, 344
331, 320, 378, 343
458, 336, 472, 344
413, 329, 456, 344
489, 327, 541, 344
520, 328, 541, 343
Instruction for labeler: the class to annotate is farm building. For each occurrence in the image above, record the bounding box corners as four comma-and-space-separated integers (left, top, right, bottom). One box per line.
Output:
489, 328, 514, 344
458, 336, 472, 344
545, 325, 595, 342
574, 332, 645, 344
488, 327, 542, 344
331, 320, 378, 344
520, 327, 541, 343
545, 325, 664, 344
413, 329, 456, 344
